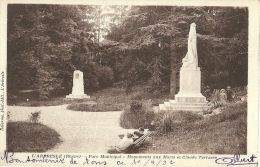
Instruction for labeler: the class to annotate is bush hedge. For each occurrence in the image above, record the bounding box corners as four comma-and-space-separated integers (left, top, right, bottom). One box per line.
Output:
120, 99, 155, 129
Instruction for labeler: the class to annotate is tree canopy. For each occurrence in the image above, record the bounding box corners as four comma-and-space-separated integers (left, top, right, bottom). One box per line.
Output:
7, 5, 248, 99
8, 4, 114, 99
102, 6, 248, 92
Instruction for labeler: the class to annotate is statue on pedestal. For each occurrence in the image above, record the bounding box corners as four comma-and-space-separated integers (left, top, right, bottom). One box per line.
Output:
159, 22, 208, 112
182, 23, 198, 67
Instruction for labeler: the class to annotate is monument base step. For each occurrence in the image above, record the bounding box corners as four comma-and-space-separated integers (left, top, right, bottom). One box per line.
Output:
175, 93, 207, 103
159, 100, 209, 112
159, 104, 167, 111
66, 94, 90, 99
169, 100, 208, 106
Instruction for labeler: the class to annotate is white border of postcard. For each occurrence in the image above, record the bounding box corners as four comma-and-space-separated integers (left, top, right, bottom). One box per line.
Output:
0, 0, 259, 166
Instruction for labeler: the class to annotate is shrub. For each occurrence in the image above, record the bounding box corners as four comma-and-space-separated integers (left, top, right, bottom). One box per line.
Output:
179, 111, 203, 122
120, 99, 155, 129
211, 102, 247, 123
130, 92, 144, 101
28, 110, 41, 123
206, 99, 223, 111
130, 100, 142, 112
154, 111, 203, 134
155, 111, 175, 134
7, 121, 61, 152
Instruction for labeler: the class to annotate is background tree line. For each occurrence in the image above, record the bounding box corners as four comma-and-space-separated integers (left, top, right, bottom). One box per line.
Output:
102, 6, 248, 96
7, 5, 248, 99
8, 5, 115, 99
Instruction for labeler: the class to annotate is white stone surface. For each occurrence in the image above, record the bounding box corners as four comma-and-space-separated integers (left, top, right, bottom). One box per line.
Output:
182, 22, 198, 67
159, 23, 208, 112
178, 66, 201, 93
66, 70, 90, 99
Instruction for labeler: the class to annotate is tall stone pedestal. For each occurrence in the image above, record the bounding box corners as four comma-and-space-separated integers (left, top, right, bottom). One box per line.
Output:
159, 67, 208, 112
159, 22, 209, 112
66, 70, 90, 99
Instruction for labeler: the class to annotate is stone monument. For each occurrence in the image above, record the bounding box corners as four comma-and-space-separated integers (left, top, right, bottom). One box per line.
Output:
66, 70, 90, 99
159, 23, 208, 112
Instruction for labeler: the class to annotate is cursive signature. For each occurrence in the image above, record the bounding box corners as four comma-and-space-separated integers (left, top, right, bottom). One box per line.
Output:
215, 154, 257, 166
1, 150, 65, 164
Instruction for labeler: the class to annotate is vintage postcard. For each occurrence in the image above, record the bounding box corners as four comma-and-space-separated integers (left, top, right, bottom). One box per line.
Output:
0, 0, 259, 166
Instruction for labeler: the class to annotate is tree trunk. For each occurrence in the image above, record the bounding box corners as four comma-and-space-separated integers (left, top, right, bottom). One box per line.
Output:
170, 39, 177, 99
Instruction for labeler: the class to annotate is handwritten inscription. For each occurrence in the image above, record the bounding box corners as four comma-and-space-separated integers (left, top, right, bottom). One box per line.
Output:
1, 151, 177, 166
131, 158, 175, 166
83, 157, 107, 165
215, 154, 258, 166
2, 151, 258, 166
1, 150, 65, 164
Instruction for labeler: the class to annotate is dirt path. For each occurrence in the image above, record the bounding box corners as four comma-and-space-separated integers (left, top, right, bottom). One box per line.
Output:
7, 105, 134, 153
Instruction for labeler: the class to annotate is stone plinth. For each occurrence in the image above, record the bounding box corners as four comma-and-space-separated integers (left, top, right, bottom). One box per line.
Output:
179, 66, 201, 93
159, 67, 208, 112
174, 66, 207, 103
66, 70, 90, 99
159, 100, 208, 112
175, 93, 207, 103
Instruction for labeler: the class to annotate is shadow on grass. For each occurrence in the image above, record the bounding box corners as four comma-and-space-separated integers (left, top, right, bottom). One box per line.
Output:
7, 121, 61, 152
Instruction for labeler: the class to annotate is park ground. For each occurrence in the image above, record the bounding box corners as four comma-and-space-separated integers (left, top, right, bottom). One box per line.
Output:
8, 105, 127, 153
7, 85, 247, 154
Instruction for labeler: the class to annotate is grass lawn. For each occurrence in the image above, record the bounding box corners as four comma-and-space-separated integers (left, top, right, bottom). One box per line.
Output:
139, 102, 247, 154
7, 121, 61, 152
7, 85, 247, 154
66, 87, 131, 111
67, 103, 124, 112
9, 85, 169, 111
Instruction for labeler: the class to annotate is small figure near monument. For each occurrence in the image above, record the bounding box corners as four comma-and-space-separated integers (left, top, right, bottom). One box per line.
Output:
203, 85, 212, 101
182, 22, 198, 67
107, 132, 134, 154
219, 89, 227, 105
133, 128, 144, 140
107, 128, 149, 154
226, 86, 234, 102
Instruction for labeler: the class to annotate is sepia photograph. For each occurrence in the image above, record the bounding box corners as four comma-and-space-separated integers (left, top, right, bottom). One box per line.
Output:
0, 0, 258, 166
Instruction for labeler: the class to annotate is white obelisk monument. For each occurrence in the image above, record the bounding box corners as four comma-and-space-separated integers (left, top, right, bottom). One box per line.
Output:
159, 23, 208, 112
66, 70, 90, 99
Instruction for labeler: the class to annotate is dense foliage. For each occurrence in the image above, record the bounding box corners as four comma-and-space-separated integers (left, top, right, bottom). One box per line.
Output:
120, 98, 155, 129
7, 5, 114, 99
102, 6, 248, 92
7, 5, 248, 99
